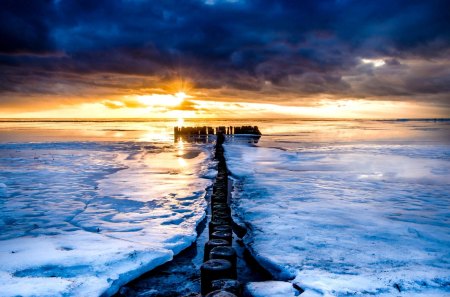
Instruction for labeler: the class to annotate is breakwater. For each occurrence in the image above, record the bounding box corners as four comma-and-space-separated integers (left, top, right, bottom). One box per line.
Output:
199, 132, 240, 296
198, 131, 272, 297
174, 126, 261, 137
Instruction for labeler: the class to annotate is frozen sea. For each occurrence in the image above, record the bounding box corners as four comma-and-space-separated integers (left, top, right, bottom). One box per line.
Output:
0, 119, 449, 297
224, 119, 450, 296
0, 120, 216, 296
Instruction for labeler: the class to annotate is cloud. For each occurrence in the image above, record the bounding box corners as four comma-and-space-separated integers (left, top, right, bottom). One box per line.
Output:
0, 0, 449, 112
172, 100, 198, 111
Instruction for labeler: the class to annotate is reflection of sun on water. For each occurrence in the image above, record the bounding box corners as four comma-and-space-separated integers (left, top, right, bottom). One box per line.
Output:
178, 157, 187, 167
177, 139, 184, 153
138, 132, 172, 142
177, 139, 187, 167
113, 131, 125, 138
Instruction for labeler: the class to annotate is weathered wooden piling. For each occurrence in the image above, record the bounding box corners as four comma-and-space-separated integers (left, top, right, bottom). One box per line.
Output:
201, 259, 234, 295
209, 225, 232, 237
204, 239, 231, 262
211, 230, 233, 242
210, 246, 237, 274
174, 125, 261, 139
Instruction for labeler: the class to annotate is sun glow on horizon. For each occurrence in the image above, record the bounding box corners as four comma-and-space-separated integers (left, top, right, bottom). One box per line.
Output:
136, 92, 186, 107
1, 92, 447, 119
177, 117, 185, 126
175, 91, 188, 101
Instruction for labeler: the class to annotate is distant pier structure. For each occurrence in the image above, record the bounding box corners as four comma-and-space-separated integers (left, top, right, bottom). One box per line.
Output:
174, 125, 261, 143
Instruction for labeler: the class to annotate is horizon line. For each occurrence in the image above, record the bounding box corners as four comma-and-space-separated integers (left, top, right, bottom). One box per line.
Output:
0, 117, 449, 122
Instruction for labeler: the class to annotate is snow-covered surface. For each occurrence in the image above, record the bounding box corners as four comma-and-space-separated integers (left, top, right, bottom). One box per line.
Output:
245, 281, 299, 297
225, 121, 450, 296
0, 141, 213, 296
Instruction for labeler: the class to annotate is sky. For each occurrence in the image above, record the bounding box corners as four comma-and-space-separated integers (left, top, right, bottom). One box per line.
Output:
0, 0, 449, 118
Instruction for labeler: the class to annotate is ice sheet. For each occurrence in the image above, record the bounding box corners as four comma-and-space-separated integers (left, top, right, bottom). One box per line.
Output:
225, 142, 450, 296
245, 281, 299, 297
0, 141, 213, 296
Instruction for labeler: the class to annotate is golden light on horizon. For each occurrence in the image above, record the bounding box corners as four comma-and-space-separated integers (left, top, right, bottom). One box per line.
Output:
1, 91, 447, 119
136, 93, 185, 107
177, 117, 185, 127
175, 91, 188, 101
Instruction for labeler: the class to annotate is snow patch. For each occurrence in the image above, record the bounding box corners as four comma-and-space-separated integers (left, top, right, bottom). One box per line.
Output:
245, 281, 299, 297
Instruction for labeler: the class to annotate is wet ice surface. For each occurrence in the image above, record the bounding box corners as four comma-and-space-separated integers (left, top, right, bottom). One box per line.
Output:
244, 281, 300, 297
225, 124, 450, 296
0, 141, 214, 296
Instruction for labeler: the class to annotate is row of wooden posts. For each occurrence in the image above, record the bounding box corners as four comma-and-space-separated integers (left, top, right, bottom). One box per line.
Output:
200, 132, 242, 297
174, 126, 261, 137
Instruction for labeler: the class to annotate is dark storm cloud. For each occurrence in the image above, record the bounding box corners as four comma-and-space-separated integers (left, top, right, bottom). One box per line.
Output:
0, 0, 449, 108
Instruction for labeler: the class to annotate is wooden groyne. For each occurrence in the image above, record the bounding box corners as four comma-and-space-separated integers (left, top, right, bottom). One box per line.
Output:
174, 126, 261, 137
200, 132, 241, 297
